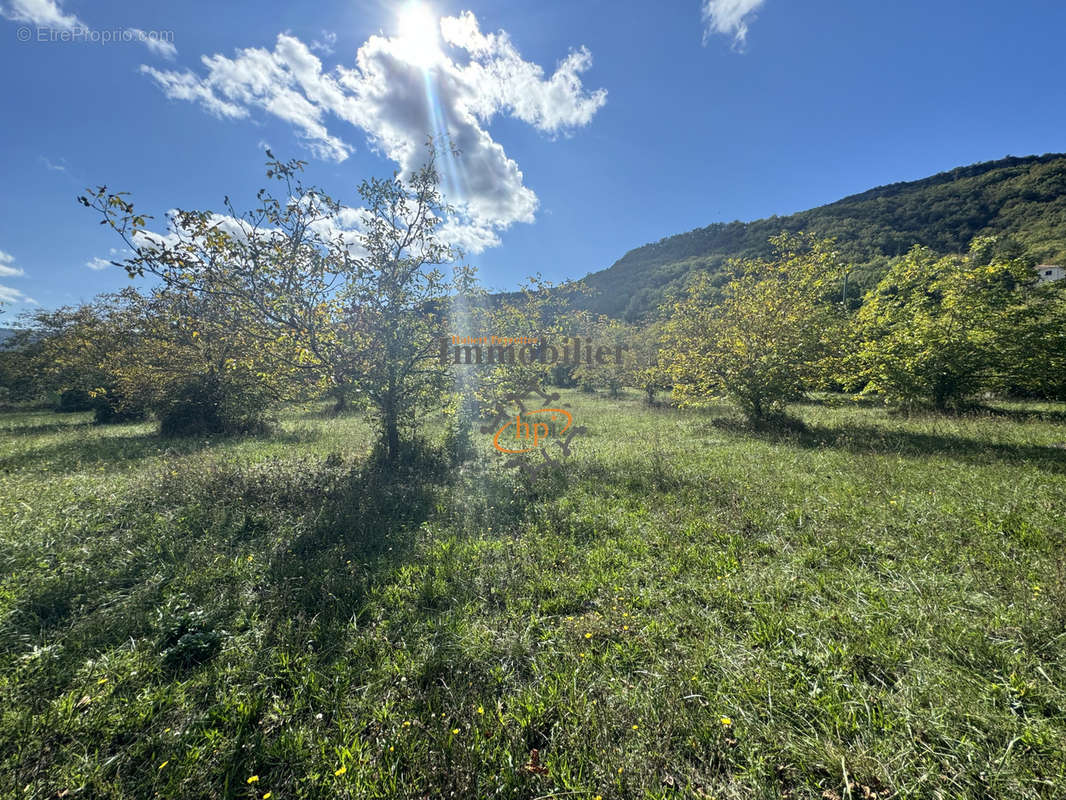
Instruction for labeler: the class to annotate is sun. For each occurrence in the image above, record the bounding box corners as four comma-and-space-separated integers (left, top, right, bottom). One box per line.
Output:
396, 1, 442, 68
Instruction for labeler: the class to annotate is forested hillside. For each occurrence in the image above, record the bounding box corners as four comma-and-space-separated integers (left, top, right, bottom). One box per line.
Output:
582, 153, 1066, 319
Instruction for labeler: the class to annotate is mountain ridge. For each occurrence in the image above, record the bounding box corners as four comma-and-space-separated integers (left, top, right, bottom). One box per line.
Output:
577, 153, 1066, 319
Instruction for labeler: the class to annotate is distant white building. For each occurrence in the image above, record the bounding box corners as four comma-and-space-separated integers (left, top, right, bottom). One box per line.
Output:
1035, 265, 1065, 283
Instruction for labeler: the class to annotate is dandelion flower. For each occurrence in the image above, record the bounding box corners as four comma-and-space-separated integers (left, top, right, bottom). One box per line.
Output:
451, 728, 460, 735
477, 705, 484, 715
720, 716, 732, 727
632, 724, 639, 730
334, 766, 346, 777
264, 794, 272, 799
402, 720, 412, 727
247, 775, 259, 784
585, 632, 593, 639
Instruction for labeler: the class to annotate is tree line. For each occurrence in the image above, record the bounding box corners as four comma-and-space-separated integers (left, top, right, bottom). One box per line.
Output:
2, 149, 1064, 457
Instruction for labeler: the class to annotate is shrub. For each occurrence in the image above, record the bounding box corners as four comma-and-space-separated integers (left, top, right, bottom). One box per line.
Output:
157, 374, 272, 438
91, 389, 148, 424
56, 388, 95, 413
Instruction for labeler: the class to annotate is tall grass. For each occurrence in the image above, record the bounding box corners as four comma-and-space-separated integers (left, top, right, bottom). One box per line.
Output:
1, 394, 1064, 799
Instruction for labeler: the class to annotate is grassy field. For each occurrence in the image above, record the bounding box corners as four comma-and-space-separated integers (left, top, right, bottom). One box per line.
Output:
1, 393, 1065, 799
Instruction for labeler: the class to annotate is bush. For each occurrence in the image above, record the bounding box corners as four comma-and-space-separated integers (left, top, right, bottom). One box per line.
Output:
56, 388, 95, 413
91, 391, 148, 424
55, 387, 147, 423
157, 374, 272, 437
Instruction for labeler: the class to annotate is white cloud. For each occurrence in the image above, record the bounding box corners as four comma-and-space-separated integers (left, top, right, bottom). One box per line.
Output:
127, 28, 177, 60
0, 250, 24, 278
437, 217, 502, 254
701, 0, 767, 48
140, 65, 249, 120
40, 156, 67, 172
0, 250, 36, 305
0, 285, 34, 305
310, 30, 336, 56
137, 12, 606, 253
85, 256, 113, 271
440, 12, 606, 134
1, 0, 84, 31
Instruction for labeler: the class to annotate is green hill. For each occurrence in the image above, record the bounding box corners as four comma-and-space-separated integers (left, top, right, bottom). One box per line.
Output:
581, 153, 1066, 319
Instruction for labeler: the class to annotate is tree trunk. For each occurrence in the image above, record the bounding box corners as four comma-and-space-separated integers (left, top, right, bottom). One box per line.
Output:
331, 385, 349, 415
385, 415, 399, 462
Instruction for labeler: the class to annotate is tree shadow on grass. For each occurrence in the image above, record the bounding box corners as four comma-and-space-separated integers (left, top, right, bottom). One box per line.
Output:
262, 440, 450, 650
712, 418, 1066, 474
0, 438, 459, 798
0, 418, 95, 437
210, 440, 457, 797
0, 421, 334, 473
973, 405, 1066, 425
0, 430, 214, 473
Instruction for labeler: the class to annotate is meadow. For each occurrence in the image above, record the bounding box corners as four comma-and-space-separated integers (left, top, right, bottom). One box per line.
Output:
1, 393, 1064, 799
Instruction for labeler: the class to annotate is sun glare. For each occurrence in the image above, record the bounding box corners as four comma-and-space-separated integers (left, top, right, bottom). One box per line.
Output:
396, 1, 441, 68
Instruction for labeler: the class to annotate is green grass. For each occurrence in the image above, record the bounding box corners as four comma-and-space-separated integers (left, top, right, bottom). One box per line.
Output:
1, 393, 1065, 799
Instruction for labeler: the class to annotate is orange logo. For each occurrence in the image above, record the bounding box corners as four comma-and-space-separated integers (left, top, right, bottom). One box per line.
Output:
492, 409, 573, 454
480, 385, 585, 478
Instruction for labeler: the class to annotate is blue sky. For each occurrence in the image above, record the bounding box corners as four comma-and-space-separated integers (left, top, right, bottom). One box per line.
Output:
1, 0, 1065, 314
